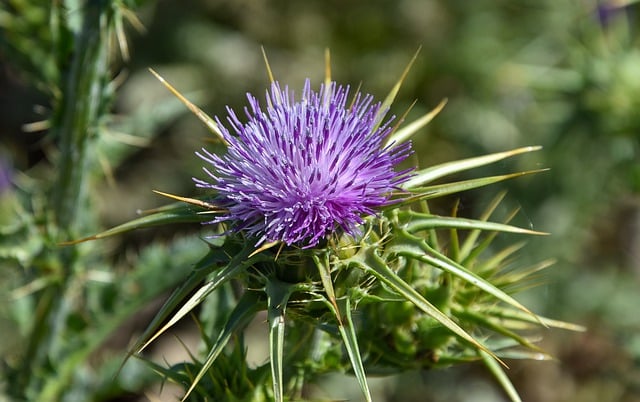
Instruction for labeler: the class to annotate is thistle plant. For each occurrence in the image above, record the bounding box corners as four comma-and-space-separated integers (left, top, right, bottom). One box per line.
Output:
1, 2, 197, 400
63, 51, 583, 402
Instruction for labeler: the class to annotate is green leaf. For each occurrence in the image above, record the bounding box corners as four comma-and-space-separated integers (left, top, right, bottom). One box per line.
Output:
350, 247, 500, 362
181, 291, 263, 401
391, 232, 539, 322
403, 213, 548, 236
480, 350, 522, 402
403, 146, 542, 189
0, 198, 44, 267
315, 291, 371, 402
336, 297, 372, 402
131, 241, 261, 355
314, 253, 339, 314
458, 191, 510, 262
128, 249, 223, 358
492, 259, 555, 286
485, 309, 586, 332
472, 242, 527, 278
455, 309, 545, 353
61, 202, 212, 244
403, 170, 547, 205
266, 278, 298, 402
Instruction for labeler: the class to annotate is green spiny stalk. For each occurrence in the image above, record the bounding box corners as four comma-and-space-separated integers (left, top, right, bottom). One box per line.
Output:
14, 1, 116, 399
52, 0, 113, 240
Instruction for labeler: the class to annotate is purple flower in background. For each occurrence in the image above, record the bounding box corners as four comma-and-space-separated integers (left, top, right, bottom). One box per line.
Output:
195, 80, 412, 247
596, 1, 632, 27
0, 157, 11, 194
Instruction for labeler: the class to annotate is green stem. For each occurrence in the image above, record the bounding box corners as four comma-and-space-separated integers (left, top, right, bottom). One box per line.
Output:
48, 0, 114, 361
53, 0, 112, 241
17, 2, 115, 399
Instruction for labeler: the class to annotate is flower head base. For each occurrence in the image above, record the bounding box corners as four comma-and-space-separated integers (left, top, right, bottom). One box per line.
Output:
195, 80, 412, 247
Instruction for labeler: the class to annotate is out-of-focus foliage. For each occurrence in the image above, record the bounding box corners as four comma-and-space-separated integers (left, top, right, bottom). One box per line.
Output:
1, 0, 639, 401
115, 2, 640, 397
0, 1, 207, 400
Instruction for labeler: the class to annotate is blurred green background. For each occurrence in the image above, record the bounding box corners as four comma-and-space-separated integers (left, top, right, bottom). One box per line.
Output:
1, 0, 639, 401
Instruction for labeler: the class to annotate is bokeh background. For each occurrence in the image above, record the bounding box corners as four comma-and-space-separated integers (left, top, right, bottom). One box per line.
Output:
1, 1, 639, 401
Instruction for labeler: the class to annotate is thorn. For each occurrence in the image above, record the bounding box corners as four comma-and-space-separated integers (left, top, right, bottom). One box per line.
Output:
261, 46, 276, 84
249, 241, 281, 258
148, 68, 227, 145
152, 190, 221, 211
324, 48, 332, 87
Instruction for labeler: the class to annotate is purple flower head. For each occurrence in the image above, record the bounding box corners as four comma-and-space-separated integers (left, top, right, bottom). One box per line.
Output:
195, 80, 412, 247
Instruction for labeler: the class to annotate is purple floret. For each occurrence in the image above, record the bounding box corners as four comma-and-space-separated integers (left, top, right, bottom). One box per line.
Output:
195, 79, 412, 247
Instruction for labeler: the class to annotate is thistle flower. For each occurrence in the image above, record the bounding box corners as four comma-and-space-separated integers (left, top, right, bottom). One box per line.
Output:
195, 80, 412, 247
84, 57, 582, 402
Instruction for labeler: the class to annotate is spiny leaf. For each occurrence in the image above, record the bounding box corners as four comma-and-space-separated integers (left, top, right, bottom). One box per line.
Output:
182, 291, 263, 401
403, 146, 543, 189
314, 253, 340, 322
449, 200, 462, 262
455, 309, 546, 353
60, 202, 211, 245
459, 191, 510, 262
486, 309, 587, 332
496, 350, 554, 361
472, 242, 528, 278
261, 46, 284, 108
336, 297, 372, 402
266, 279, 299, 402
351, 247, 503, 365
391, 232, 540, 323
403, 213, 548, 236
480, 350, 523, 402
400, 170, 548, 205
249, 240, 281, 258
316, 292, 372, 401
119, 248, 227, 374
132, 242, 261, 355
491, 258, 556, 287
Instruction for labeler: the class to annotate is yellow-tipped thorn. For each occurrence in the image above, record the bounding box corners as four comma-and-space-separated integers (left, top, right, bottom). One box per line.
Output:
148, 68, 227, 145
389, 99, 418, 136
249, 240, 281, 258
152, 190, 221, 211
385, 98, 448, 148
261, 46, 276, 84
348, 81, 363, 110
324, 48, 332, 87
373, 46, 422, 130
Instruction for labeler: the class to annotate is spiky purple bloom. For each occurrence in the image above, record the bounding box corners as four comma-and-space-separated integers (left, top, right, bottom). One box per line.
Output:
195, 80, 412, 247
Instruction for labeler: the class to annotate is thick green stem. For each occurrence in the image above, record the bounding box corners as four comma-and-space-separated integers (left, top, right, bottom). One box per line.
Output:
52, 0, 112, 240
45, 0, 113, 367
14, 2, 115, 399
